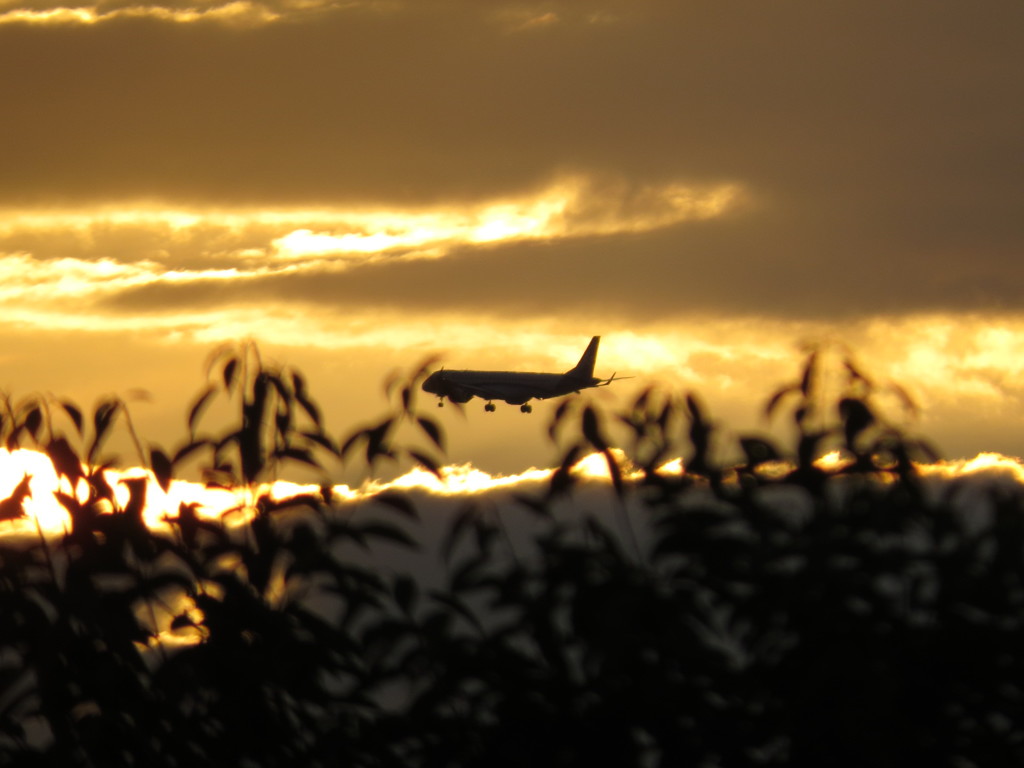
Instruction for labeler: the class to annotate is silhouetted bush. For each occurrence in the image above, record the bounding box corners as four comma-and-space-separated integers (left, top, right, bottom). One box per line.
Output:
1, 342, 1023, 766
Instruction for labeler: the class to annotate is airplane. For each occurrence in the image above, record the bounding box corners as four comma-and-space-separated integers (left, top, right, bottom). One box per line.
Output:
421, 336, 627, 413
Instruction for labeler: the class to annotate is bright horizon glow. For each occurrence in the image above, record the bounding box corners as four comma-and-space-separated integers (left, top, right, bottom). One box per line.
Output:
0, 448, 625, 538
919, 451, 1024, 483
3, 447, 1023, 540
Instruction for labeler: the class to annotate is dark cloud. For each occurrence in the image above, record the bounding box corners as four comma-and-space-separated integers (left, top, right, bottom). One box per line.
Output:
2, 1, 1020, 205
3, 0, 1021, 322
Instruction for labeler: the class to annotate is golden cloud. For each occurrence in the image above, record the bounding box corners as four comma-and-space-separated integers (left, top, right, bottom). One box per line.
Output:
0, 0, 286, 26
0, 174, 743, 325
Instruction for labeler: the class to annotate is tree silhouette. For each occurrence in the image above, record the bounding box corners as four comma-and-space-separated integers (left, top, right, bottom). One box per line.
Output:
0, 342, 1022, 766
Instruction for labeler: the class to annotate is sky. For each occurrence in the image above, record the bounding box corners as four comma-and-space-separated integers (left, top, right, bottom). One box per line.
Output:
1, 0, 1023, 482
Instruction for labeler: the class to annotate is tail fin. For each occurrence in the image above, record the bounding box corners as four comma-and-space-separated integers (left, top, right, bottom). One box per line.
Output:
566, 336, 600, 379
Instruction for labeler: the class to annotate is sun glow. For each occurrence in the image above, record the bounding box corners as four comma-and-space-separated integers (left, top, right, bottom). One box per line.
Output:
379, 463, 553, 496
919, 452, 1024, 483
0, 449, 250, 538
0, 449, 662, 539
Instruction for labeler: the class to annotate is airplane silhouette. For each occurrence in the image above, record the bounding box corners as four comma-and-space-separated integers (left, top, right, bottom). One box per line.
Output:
422, 336, 627, 413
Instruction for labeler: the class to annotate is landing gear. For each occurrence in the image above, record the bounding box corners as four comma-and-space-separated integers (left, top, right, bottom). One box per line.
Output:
484, 402, 496, 412
520, 404, 533, 413
437, 399, 444, 407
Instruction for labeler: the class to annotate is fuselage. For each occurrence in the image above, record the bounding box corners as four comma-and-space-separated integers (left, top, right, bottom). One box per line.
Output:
422, 369, 600, 405
421, 336, 607, 411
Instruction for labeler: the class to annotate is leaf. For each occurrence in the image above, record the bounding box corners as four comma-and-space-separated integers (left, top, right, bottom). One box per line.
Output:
407, 449, 442, 479
348, 419, 394, 464
794, 405, 808, 426
603, 447, 624, 498
54, 490, 83, 516
548, 466, 576, 500
764, 385, 798, 420
301, 430, 337, 454
450, 554, 489, 592
839, 397, 875, 448
23, 407, 42, 439
374, 491, 420, 520
339, 430, 364, 461
393, 575, 418, 614
239, 379, 269, 482
327, 520, 368, 550
383, 369, 403, 401
275, 409, 292, 437
274, 447, 320, 469
904, 438, 941, 466
60, 400, 84, 433
356, 521, 419, 550
549, 399, 574, 440
268, 373, 294, 413
632, 388, 651, 412
429, 590, 485, 634
0, 475, 32, 521
88, 467, 116, 503
263, 493, 322, 515
585, 514, 625, 558
173, 440, 207, 465
292, 371, 323, 425
187, 386, 216, 436
46, 437, 84, 483
88, 400, 120, 463
686, 393, 712, 475
548, 444, 583, 499
441, 504, 477, 564
511, 493, 551, 519
686, 393, 707, 429
888, 381, 919, 416
582, 406, 607, 451
150, 447, 174, 493
222, 358, 239, 390
800, 350, 819, 396
119, 476, 148, 524
93, 399, 119, 439
843, 358, 872, 387
416, 416, 445, 452
739, 437, 781, 468
361, 618, 413, 656
796, 431, 827, 471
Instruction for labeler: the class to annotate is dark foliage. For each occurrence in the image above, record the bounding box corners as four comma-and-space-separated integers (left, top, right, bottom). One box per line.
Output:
1, 343, 1023, 766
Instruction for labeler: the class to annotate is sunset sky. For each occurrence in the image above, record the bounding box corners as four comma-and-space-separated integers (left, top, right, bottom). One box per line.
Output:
2, 0, 1023, 479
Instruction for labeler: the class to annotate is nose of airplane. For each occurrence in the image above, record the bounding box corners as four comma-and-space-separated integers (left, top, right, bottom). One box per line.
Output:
422, 371, 442, 394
